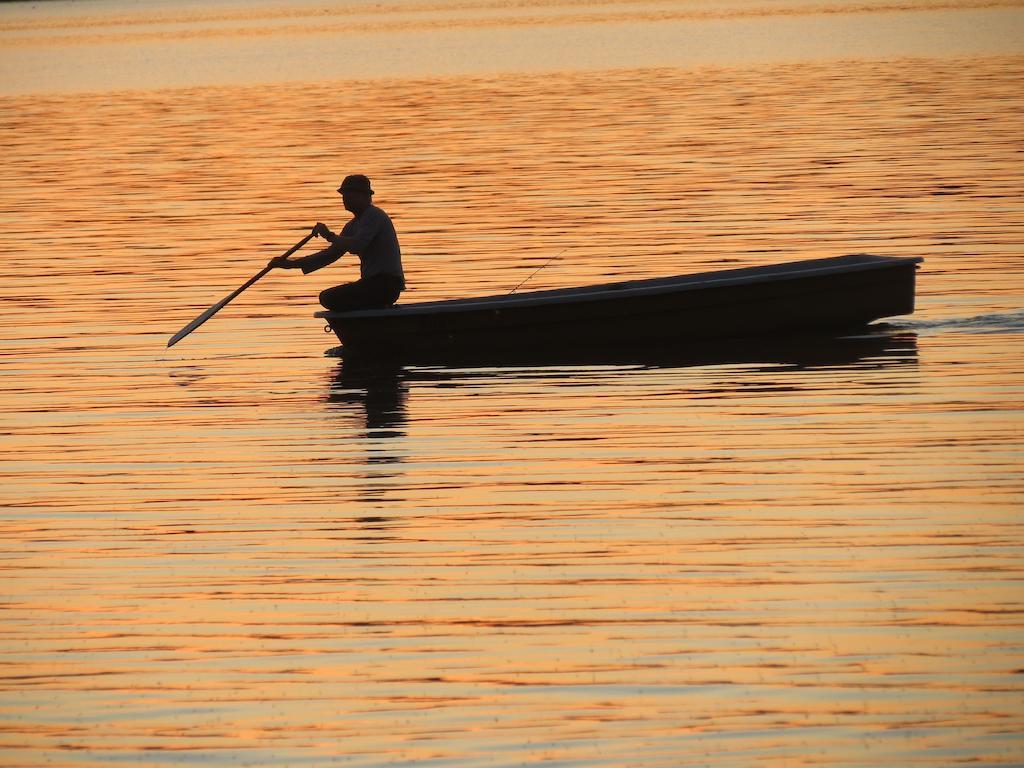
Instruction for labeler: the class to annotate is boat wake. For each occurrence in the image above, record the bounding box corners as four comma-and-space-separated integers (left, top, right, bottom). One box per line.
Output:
897, 310, 1024, 335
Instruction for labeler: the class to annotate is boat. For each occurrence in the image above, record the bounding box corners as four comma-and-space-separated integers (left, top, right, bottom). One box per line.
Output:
315, 253, 922, 358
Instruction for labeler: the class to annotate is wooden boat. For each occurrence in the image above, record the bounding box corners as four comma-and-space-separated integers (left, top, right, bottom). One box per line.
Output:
316, 254, 922, 357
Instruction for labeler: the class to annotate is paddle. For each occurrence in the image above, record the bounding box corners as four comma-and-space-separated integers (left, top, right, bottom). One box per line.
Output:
167, 232, 315, 348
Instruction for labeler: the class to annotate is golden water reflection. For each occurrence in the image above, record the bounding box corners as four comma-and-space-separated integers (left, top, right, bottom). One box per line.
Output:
1, 48, 1022, 767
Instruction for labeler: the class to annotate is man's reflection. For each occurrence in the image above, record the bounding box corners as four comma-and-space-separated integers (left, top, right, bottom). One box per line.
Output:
326, 358, 408, 439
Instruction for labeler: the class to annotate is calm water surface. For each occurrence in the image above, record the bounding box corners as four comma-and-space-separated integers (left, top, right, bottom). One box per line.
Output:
1, 1, 1023, 765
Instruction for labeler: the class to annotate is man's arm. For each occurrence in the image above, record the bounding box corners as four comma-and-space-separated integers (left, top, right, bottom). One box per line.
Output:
269, 224, 346, 271
270, 239, 345, 272
298, 241, 346, 274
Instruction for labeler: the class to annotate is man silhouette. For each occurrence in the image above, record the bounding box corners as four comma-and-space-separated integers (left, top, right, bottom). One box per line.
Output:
270, 174, 405, 311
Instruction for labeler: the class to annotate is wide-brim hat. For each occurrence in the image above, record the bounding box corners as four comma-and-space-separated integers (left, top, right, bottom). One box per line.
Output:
338, 174, 374, 195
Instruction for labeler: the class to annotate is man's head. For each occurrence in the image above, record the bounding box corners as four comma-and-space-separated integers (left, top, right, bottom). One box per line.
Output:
338, 174, 374, 214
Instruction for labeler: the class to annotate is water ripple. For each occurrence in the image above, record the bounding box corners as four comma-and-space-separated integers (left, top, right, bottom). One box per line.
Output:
0, 41, 1022, 768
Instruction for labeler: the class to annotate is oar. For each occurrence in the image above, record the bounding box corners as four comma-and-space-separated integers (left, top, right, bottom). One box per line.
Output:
167, 232, 315, 348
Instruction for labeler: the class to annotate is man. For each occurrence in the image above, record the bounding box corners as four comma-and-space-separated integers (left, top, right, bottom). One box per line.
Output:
269, 174, 405, 312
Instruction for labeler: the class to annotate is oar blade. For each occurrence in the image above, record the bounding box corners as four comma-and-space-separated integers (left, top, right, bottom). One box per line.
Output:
167, 302, 225, 347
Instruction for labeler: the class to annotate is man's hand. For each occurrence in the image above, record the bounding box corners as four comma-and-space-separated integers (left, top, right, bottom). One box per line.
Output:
312, 222, 334, 241
268, 255, 293, 270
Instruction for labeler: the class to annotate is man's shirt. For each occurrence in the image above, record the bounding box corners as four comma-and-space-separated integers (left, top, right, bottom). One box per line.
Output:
302, 205, 404, 287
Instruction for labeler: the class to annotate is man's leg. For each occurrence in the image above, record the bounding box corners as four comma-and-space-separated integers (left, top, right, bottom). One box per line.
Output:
319, 281, 376, 312
320, 277, 402, 312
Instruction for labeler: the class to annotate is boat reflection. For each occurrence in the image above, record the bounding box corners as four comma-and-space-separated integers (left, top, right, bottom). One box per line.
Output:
333, 328, 919, 375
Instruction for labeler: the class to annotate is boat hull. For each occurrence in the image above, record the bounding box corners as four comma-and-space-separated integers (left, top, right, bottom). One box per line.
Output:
316, 254, 921, 357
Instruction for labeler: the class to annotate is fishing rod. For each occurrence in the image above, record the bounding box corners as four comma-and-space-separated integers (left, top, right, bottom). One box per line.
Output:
507, 249, 566, 295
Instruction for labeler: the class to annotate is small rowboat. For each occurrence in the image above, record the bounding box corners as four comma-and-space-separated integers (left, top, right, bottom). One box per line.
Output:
316, 254, 921, 357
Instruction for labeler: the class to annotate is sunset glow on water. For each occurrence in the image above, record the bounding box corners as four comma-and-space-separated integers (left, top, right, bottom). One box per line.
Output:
2, 0, 1023, 765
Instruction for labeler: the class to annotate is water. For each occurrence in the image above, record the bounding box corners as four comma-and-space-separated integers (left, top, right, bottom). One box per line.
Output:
1, 1, 1023, 765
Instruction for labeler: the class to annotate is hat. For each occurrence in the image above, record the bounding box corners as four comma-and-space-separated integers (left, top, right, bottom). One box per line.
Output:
338, 174, 374, 195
